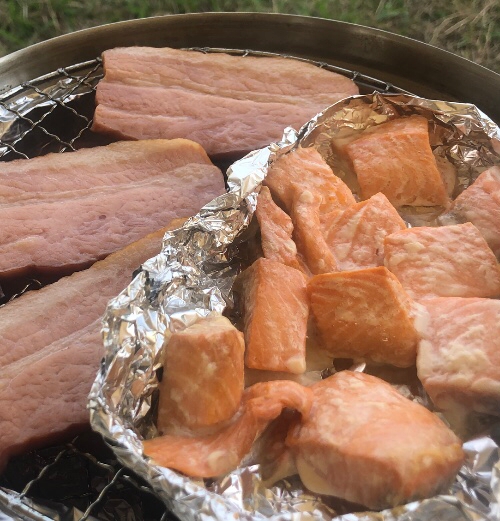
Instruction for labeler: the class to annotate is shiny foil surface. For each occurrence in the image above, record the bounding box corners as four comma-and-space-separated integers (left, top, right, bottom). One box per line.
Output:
89, 92, 500, 521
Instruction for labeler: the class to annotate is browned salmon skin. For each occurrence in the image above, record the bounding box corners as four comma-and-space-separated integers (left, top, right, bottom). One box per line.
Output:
142, 380, 313, 478
384, 222, 500, 299
323, 192, 406, 270
264, 146, 355, 214
238, 258, 309, 374
157, 315, 245, 434
415, 297, 500, 418
255, 186, 301, 270
344, 115, 449, 207
448, 166, 500, 258
308, 267, 419, 367
285, 371, 464, 510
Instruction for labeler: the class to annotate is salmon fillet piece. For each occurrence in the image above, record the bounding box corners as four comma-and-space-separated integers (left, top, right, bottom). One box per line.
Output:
255, 186, 301, 270
384, 222, 500, 299
344, 116, 449, 207
308, 267, 420, 367
157, 315, 245, 434
264, 147, 355, 214
142, 380, 313, 478
0, 139, 212, 206
291, 189, 338, 275
286, 371, 464, 510
237, 258, 309, 374
415, 297, 500, 418
323, 192, 406, 270
448, 166, 500, 258
93, 47, 359, 157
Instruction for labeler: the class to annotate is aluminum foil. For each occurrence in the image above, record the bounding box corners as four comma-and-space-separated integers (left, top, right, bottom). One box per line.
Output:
89, 92, 500, 521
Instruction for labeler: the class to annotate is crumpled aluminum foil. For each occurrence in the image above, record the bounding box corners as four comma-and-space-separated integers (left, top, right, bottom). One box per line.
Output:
89, 92, 500, 521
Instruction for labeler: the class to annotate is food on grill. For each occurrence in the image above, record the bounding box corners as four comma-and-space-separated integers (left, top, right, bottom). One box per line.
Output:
255, 186, 302, 270
237, 258, 309, 374
143, 380, 313, 478
0, 225, 177, 468
92, 47, 359, 157
308, 267, 419, 367
384, 222, 500, 299
157, 315, 245, 434
323, 192, 406, 270
290, 189, 338, 275
447, 166, 500, 258
415, 297, 500, 419
343, 116, 450, 207
285, 371, 464, 510
0, 139, 211, 205
264, 146, 355, 214
0, 140, 224, 278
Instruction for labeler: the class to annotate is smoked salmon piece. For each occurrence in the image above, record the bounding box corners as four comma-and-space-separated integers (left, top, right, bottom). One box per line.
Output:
343, 116, 449, 207
415, 297, 500, 419
93, 47, 359, 157
264, 147, 355, 214
157, 315, 245, 434
286, 371, 464, 510
308, 267, 419, 367
448, 166, 500, 258
291, 189, 338, 275
143, 380, 313, 478
323, 192, 406, 270
237, 258, 308, 374
384, 222, 500, 299
255, 186, 301, 270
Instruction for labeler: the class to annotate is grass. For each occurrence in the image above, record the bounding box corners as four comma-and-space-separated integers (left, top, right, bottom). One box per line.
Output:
0, 0, 498, 73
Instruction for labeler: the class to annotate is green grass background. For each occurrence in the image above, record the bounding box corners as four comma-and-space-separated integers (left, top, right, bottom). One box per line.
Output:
0, 0, 499, 73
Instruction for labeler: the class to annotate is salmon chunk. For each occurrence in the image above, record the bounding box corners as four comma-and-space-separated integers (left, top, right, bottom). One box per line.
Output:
448, 166, 500, 258
291, 189, 338, 275
157, 316, 245, 434
308, 267, 419, 367
255, 186, 301, 270
384, 222, 500, 299
264, 147, 355, 214
415, 297, 500, 419
323, 192, 406, 270
344, 116, 449, 207
286, 371, 464, 510
143, 380, 313, 478
238, 258, 309, 374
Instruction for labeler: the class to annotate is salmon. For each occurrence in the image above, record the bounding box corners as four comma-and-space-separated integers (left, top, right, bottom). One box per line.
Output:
308, 267, 420, 367
384, 222, 500, 299
343, 116, 450, 207
286, 371, 464, 510
237, 258, 309, 374
142, 380, 313, 478
448, 166, 500, 258
157, 315, 245, 434
255, 186, 301, 270
323, 192, 406, 270
93, 47, 359, 157
264, 147, 355, 214
415, 297, 500, 419
291, 189, 338, 275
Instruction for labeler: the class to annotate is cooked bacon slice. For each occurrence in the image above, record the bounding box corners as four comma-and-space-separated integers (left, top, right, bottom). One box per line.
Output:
344, 116, 450, 207
157, 315, 245, 434
286, 371, 464, 510
237, 258, 309, 374
323, 192, 406, 270
384, 222, 500, 299
308, 267, 420, 367
92, 47, 359, 157
142, 380, 313, 478
265, 147, 355, 214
